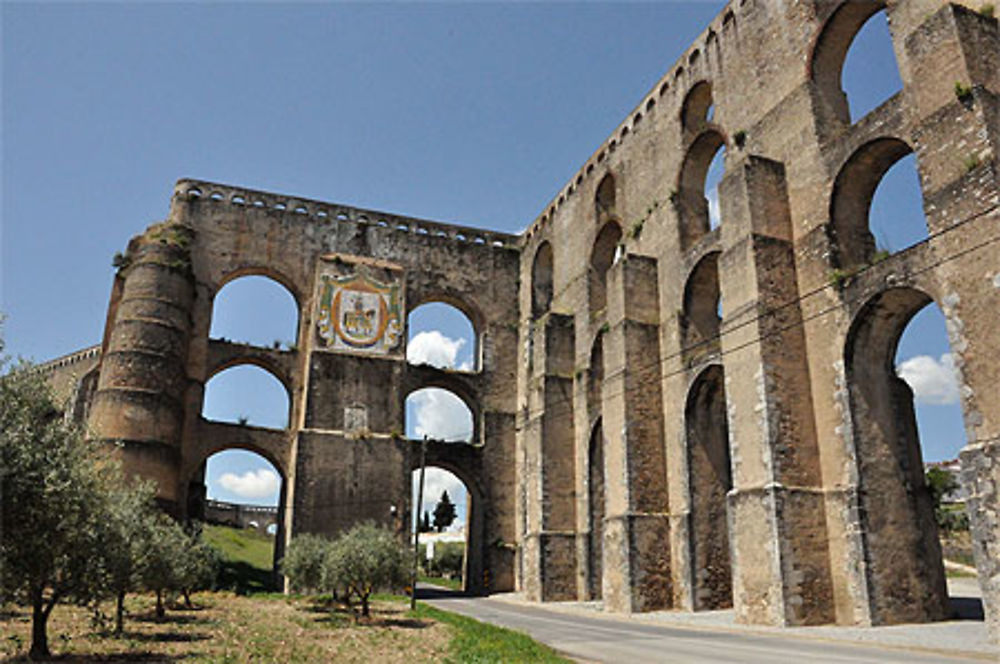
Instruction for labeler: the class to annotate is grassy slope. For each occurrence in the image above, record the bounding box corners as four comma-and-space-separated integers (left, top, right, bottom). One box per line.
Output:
202, 523, 279, 593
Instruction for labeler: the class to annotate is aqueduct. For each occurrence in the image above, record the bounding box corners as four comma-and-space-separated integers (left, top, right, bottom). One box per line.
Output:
41, 0, 1000, 640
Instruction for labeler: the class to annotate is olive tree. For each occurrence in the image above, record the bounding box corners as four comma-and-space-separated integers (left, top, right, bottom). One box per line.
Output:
0, 358, 106, 659
322, 522, 407, 620
281, 533, 331, 594
90, 479, 159, 635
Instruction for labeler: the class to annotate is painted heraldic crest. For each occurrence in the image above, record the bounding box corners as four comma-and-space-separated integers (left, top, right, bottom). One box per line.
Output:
316, 272, 402, 354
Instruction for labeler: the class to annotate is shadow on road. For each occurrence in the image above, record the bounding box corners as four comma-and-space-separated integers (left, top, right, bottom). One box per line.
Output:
949, 595, 984, 621
415, 584, 469, 601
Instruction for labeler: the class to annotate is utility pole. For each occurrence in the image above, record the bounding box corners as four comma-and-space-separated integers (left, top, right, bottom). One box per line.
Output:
411, 435, 427, 610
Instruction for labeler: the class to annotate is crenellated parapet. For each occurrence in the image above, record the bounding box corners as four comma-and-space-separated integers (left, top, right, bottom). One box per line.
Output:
172, 179, 518, 250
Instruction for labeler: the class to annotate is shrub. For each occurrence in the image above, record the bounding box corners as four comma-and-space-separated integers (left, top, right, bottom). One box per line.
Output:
322, 522, 407, 620
282, 533, 331, 594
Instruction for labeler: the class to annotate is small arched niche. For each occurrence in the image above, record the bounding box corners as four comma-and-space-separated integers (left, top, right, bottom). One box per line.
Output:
406, 387, 475, 445
589, 222, 623, 316
681, 252, 722, 366
677, 131, 727, 251
407, 301, 478, 372
210, 275, 299, 350
531, 242, 554, 319
829, 137, 926, 269
811, 2, 902, 124
681, 81, 714, 130
202, 364, 290, 429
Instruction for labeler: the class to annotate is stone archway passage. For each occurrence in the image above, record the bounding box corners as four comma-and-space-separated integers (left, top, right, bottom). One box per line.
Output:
685, 364, 732, 611
845, 287, 949, 625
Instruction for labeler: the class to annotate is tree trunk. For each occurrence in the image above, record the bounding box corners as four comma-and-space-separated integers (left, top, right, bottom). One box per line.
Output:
115, 591, 126, 635
155, 589, 165, 621
183, 588, 193, 609
361, 593, 370, 618
29, 590, 50, 660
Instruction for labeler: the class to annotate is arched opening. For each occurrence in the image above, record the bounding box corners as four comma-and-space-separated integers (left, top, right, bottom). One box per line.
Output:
685, 364, 733, 610
595, 173, 616, 223
587, 419, 605, 601
407, 302, 477, 372
406, 387, 474, 444
589, 222, 622, 315
830, 137, 926, 269
587, 333, 605, 600
202, 364, 290, 429
845, 287, 959, 625
681, 81, 714, 130
677, 131, 726, 250
412, 466, 472, 592
895, 305, 972, 613
188, 449, 285, 593
210, 275, 299, 350
811, 2, 901, 124
531, 242, 554, 318
681, 252, 722, 366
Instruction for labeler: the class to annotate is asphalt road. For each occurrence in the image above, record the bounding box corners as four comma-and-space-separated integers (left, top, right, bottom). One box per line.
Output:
421, 590, 991, 664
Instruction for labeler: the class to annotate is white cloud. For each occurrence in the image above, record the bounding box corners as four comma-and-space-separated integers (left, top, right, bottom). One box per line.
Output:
896, 353, 960, 405
708, 187, 721, 229
217, 468, 280, 499
407, 331, 466, 370
410, 388, 473, 442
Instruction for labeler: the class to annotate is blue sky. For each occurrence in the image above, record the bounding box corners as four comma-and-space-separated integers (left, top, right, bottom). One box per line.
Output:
2, 3, 966, 522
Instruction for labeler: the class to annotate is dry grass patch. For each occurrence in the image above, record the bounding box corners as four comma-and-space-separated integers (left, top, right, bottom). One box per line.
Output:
1, 593, 450, 663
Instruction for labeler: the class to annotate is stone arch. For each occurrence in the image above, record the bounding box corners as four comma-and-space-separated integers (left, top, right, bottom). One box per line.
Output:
676, 130, 726, 251
681, 251, 722, 366
589, 221, 622, 315
416, 452, 488, 595
214, 266, 303, 311
407, 294, 483, 372
531, 241, 554, 319
595, 173, 617, 223
681, 80, 714, 130
209, 271, 301, 349
829, 137, 919, 269
809, 0, 890, 124
685, 363, 733, 610
844, 286, 949, 625
404, 381, 478, 445
207, 354, 294, 400
587, 417, 605, 601
202, 363, 291, 430
183, 443, 288, 585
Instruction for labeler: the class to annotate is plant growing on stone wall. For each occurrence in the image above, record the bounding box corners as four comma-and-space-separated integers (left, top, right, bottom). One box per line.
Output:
963, 152, 982, 172
111, 251, 131, 272
668, 189, 679, 208
828, 268, 854, 291
237, 415, 249, 426
980, 4, 995, 19
954, 81, 974, 103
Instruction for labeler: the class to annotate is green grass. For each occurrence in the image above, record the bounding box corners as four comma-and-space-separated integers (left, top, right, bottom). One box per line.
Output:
419, 574, 463, 591
202, 523, 279, 594
410, 602, 571, 664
